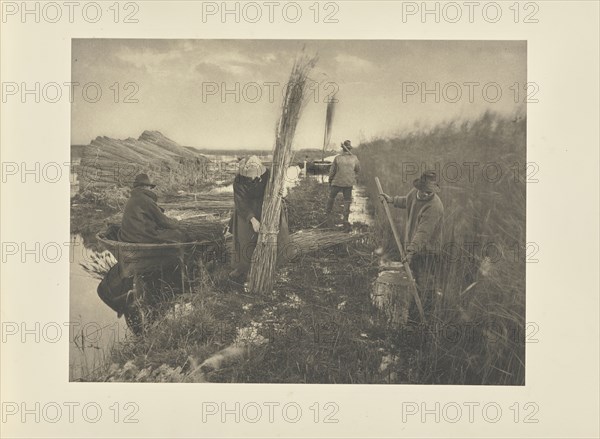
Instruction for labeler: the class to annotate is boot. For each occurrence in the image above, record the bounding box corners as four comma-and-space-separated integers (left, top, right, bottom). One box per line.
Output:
342, 202, 352, 230
321, 213, 334, 229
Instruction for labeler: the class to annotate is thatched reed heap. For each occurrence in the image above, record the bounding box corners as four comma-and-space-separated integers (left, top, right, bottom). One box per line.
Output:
247, 54, 318, 295
78, 130, 209, 191
160, 194, 234, 212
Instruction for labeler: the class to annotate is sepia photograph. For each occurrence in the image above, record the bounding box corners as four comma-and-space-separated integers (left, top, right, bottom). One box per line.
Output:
69, 39, 527, 384
3, 1, 600, 438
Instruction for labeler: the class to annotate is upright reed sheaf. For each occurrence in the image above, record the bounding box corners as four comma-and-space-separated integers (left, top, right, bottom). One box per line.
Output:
247, 54, 318, 295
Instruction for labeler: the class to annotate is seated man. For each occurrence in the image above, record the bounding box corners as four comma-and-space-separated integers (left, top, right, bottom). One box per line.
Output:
118, 173, 188, 243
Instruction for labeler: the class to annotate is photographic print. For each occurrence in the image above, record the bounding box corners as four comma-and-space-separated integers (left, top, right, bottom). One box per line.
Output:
69, 39, 527, 384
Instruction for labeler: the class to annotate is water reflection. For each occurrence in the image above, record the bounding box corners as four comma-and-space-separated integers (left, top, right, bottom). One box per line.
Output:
69, 234, 128, 381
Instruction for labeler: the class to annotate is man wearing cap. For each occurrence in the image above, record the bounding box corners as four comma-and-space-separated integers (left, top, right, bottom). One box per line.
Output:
326, 140, 361, 228
379, 171, 444, 309
118, 173, 187, 243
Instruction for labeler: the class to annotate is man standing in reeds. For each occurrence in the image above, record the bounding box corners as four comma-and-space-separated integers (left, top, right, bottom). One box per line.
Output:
379, 171, 444, 312
325, 140, 361, 229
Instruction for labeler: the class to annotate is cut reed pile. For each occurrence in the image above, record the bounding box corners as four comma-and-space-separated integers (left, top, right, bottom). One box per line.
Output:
248, 53, 318, 294
224, 227, 361, 262
285, 229, 363, 260
79, 130, 209, 192
160, 194, 234, 212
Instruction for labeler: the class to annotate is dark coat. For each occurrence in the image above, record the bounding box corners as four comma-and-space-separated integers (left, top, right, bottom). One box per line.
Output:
231, 169, 290, 275
118, 187, 186, 243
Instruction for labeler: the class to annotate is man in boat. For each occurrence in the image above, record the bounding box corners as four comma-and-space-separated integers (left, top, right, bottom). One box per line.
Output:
118, 173, 188, 243
379, 171, 444, 314
325, 140, 361, 229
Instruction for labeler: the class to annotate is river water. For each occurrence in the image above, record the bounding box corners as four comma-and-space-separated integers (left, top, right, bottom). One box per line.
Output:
69, 163, 372, 380
69, 235, 128, 381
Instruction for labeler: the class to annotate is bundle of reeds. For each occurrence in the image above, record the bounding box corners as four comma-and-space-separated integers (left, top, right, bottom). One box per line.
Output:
225, 228, 364, 262
246, 54, 318, 294
286, 229, 363, 260
80, 250, 118, 279
321, 95, 336, 162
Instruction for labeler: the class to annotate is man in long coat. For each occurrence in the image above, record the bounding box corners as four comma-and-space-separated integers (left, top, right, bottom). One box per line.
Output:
118, 173, 187, 243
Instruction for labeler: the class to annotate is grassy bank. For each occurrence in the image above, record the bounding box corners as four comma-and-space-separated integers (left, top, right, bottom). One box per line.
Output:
356, 112, 526, 385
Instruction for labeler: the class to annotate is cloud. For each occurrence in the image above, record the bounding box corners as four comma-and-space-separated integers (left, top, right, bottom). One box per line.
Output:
114, 46, 183, 71
334, 53, 375, 72
196, 50, 279, 77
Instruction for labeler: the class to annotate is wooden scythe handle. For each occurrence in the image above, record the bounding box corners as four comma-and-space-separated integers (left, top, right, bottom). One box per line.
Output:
375, 177, 426, 323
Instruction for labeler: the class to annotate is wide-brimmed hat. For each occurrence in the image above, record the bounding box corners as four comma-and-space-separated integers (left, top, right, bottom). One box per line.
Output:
413, 171, 440, 193
341, 140, 352, 152
133, 173, 156, 188
238, 155, 267, 179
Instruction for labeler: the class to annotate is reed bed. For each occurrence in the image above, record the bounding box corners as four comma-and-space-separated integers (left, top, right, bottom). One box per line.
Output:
357, 111, 526, 385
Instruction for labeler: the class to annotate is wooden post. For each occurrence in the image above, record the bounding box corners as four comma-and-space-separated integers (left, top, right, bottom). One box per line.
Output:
374, 177, 426, 323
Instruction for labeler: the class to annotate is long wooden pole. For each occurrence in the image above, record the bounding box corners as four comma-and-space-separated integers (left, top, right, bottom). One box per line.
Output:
374, 177, 426, 323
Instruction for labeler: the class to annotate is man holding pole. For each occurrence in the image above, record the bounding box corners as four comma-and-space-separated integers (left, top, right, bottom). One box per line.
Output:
326, 140, 361, 229
379, 171, 444, 314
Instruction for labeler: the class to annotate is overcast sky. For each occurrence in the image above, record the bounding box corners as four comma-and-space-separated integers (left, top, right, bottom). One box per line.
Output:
71, 39, 526, 149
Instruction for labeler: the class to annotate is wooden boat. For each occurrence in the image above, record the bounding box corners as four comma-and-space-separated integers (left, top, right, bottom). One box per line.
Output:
306, 159, 332, 174
96, 224, 223, 292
